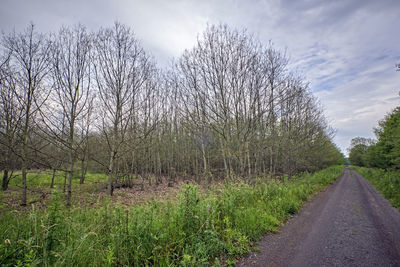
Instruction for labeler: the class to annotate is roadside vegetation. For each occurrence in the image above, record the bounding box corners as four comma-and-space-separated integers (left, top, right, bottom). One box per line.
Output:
348, 104, 400, 209
353, 167, 400, 209
348, 106, 399, 169
0, 165, 344, 266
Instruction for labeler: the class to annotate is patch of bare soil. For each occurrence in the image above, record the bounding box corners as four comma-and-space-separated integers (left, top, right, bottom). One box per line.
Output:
0, 176, 209, 212
90, 179, 195, 208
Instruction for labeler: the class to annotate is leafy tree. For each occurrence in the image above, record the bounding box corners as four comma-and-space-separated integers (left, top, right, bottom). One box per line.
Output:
348, 137, 374, 166
372, 107, 400, 169
350, 107, 400, 169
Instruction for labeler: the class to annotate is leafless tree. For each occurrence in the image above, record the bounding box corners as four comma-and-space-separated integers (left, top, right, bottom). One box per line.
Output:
45, 24, 92, 204
0, 22, 343, 199
2, 24, 51, 205
176, 25, 276, 179
93, 22, 155, 195
77, 96, 94, 185
0, 51, 23, 190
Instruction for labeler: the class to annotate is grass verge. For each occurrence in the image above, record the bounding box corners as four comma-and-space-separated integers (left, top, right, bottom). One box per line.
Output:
0, 165, 344, 266
352, 166, 400, 209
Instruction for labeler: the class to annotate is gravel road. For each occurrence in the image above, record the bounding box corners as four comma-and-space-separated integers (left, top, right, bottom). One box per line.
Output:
237, 167, 400, 267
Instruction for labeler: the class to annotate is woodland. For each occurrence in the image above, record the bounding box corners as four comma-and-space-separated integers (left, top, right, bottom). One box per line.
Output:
0, 23, 344, 205
0, 23, 349, 266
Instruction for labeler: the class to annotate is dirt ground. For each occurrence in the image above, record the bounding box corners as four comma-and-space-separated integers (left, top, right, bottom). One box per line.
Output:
0, 174, 226, 213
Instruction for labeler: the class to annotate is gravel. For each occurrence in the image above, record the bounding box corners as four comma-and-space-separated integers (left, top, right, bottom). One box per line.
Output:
237, 167, 400, 267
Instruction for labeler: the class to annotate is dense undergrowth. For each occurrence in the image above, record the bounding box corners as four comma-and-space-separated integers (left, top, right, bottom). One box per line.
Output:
0, 165, 344, 266
353, 166, 400, 209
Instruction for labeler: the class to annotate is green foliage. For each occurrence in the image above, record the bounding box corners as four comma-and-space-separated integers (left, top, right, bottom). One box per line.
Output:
349, 144, 369, 166
0, 166, 344, 266
348, 137, 375, 166
309, 139, 346, 170
349, 107, 400, 169
372, 107, 400, 169
353, 167, 400, 209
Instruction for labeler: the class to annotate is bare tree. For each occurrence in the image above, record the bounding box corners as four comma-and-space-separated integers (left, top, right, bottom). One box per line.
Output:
260, 44, 288, 176
176, 25, 273, 179
0, 22, 343, 198
0, 51, 23, 190
46, 25, 92, 205
77, 96, 94, 185
2, 24, 51, 205
93, 22, 155, 195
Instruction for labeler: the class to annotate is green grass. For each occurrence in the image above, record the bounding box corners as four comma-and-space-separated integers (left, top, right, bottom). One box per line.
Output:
353, 166, 400, 209
0, 165, 344, 266
8, 170, 108, 189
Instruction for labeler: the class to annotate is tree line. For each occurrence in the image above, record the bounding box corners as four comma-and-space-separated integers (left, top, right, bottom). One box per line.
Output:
349, 105, 400, 169
0, 23, 344, 205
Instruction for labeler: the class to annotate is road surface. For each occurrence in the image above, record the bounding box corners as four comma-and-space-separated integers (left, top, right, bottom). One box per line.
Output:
237, 167, 400, 267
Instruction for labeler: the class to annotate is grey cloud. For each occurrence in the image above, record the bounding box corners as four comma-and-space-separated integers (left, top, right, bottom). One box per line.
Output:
1, 0, 399, 154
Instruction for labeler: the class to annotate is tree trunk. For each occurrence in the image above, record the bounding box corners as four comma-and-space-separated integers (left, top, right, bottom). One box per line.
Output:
67, 162, 74, 205
21, 114, 30, 206
107, 150, 115, 196
168, 167, 175, 187
140, 172, 144, 191
2, 169, 9, 191
50, 168, 56, 188
21, 167, 27, 205
269, 146, 274, 176
130, 151, 136, 175
221, 143, 228, 179
63, 171, 67, 193
157, 151, 162, 184
226, 143, 233, 180
201, 142, 207, 175
80, 158, 85, 184
246, 142, 251, 177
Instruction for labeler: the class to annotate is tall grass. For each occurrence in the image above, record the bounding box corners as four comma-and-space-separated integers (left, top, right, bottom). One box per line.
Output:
0, 165, 344, 266
353, 166, 400, 209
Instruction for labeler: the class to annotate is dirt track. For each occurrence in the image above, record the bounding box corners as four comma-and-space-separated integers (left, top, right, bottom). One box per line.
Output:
237, 167, 400, 267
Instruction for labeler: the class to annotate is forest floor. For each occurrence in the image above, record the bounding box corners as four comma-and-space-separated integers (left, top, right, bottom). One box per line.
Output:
0, 170, 220, 211
237, 167, 400, 266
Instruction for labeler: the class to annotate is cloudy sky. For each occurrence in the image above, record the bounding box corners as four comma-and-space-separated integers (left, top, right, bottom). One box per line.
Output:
1, 0, 399, 155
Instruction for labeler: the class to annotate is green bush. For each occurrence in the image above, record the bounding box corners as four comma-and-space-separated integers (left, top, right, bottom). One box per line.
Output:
0, 165, 344, 266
